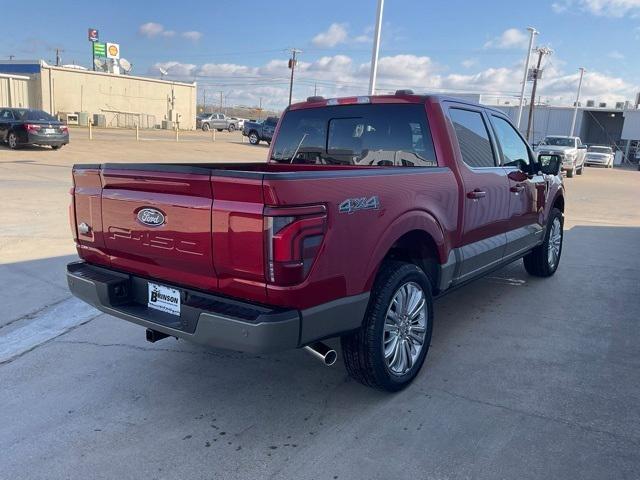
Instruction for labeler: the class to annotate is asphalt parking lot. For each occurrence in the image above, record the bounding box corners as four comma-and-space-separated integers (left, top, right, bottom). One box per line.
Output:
1, 130, 639, 479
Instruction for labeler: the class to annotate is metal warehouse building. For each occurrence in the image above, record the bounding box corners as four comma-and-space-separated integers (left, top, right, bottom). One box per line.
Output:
0, 60, 197, 130
496, 104, 638, 157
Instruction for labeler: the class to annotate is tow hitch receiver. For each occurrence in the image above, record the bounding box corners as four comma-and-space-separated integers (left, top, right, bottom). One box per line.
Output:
146, 328, 170, 343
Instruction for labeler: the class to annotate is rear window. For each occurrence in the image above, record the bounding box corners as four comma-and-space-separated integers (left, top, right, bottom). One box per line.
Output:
270, 104, 437, 167
543, 137, 575, 147
13, 109, 57, 122
588, 146, 612, 154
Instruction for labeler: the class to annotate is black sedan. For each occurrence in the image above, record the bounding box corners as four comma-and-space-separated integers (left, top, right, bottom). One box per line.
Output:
0, 108, 69, 150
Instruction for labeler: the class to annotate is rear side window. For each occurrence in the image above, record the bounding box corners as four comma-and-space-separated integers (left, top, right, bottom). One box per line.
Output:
449, 108, 495, 168
270, 104, 437, 167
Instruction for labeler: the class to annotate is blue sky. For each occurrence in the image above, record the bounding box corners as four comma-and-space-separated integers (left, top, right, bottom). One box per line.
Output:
2, 0, 639, 109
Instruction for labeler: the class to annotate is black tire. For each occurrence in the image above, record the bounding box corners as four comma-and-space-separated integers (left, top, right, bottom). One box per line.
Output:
51, 145, 62, 150
217, 129, 223, 132
566, 168, 574, 178
7, 132, 19, 149
523, 208, 563, 277
248, 131, 259, 145
577, 164, 583, 175
228, 124, 236, 132
202, 123, 210, 132
341, 261, 434, 392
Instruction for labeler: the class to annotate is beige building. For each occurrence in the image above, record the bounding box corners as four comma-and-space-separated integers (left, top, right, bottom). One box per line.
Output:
0, 60, 197, 130
0, 73, 31, 108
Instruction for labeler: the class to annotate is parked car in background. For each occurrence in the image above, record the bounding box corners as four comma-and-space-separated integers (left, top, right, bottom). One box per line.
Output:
196, 113, 238, 132
242, 116, 278, 145
0, 108, 69, 150
67, 93, 565, 392
535, 135, 587, 177
230, 117, 246, 130
584, 145, 614, 168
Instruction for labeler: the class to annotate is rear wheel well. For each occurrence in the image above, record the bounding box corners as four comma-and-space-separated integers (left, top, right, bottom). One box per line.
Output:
553, 195, 565, 213
382, 230, 439, 293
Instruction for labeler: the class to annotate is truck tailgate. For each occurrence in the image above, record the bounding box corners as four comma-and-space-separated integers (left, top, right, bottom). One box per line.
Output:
72, 164, 270, 300
100, 165, 218, 291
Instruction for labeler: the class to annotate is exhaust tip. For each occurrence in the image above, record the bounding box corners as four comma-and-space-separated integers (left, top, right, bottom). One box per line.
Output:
304, 342, 337, 366
324, 349, 338, 366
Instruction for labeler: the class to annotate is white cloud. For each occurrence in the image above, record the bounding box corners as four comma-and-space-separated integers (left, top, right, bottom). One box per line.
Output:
182, 31, 203, 42
608, 50, 625, 59
151, 52, 637, 110
484, 28, 529, 49
312, 23, 349, 48
139, 22, 166, 38
552, 0, 640, 16
461, 58, 478, 68
139, 23, 202, 41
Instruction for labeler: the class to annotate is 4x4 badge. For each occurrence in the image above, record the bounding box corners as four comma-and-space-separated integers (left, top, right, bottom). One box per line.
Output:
339, 196, 380, 214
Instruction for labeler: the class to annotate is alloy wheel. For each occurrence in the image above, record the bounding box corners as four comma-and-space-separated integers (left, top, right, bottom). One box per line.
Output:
547, 217, 562, 269
383, 281, 428, 376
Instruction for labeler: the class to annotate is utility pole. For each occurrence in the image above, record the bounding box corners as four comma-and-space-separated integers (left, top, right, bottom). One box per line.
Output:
314, 82, 317, 96
55, 48, 63, 66
9, 55, 15, 60
287, 48, 302, 105
203, 90, 206, 113
570, 67, 585, 136
516, 27, 537, 129
526, 46, 552, 142
368, 0, 385, 95
219, 91, 223, 113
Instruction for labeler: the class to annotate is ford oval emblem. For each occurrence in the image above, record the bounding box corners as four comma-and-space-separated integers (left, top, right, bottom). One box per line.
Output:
137, 208, 165, 227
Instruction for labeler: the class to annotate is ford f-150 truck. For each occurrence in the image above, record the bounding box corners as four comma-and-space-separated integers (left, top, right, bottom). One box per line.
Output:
67, 92, 565, 392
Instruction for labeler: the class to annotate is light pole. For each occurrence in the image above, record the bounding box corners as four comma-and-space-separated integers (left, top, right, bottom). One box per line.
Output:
516, 27, 537, 129
570, 67, 585, 136
368, 0, 384, 95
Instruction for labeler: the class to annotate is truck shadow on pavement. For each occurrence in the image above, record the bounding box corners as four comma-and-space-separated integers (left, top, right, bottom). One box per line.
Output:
1, 225, 639, 478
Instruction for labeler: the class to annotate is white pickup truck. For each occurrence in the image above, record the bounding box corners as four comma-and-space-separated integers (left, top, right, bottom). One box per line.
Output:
535, 135, 587, 178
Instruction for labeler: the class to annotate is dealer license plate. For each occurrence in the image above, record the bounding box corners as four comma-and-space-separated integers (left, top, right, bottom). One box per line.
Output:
148, 282, 181, 316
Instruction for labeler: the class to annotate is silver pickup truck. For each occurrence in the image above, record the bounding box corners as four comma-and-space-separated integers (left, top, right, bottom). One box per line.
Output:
196, 113, 238, 132
535, 135, 587, 178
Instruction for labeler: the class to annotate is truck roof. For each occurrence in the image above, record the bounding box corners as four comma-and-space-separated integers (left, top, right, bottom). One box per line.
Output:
289, 92, 506, 116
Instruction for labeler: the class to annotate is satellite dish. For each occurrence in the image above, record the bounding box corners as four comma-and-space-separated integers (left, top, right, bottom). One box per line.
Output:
94, 58, 108, 72
158, 67, 168, 78
119, 58, 132, 74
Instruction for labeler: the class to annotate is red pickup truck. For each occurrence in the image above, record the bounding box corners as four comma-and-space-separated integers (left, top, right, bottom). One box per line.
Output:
67, 93, 565, 392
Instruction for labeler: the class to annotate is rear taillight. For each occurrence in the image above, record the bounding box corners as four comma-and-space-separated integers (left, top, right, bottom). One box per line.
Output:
68, 186, 77, 241
264, 205, 327, 285
26, 124, 41, 133
60, 125, 69, 133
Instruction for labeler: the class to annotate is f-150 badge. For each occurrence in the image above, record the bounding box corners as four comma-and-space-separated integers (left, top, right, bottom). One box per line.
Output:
339, 196, 380, 214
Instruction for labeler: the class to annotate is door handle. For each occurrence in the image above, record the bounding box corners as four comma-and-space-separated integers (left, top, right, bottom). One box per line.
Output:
510, 184, 525, 193
467, 189, 486, 199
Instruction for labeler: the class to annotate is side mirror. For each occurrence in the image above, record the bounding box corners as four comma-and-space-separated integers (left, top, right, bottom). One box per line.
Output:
578, 145, 587, 150
538, 154, 562, 175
